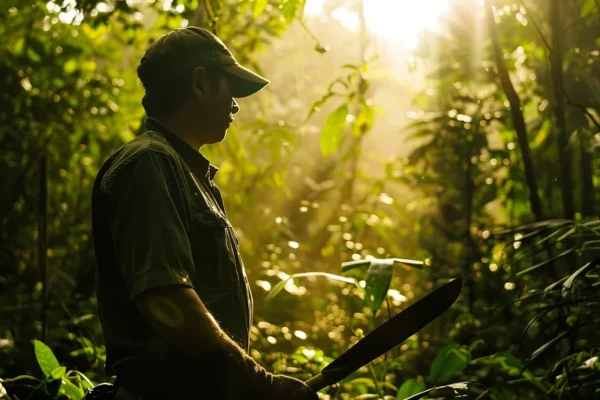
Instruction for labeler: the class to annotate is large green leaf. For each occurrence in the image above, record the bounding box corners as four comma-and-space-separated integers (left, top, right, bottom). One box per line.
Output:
34, 340, 61, 378
320, 104, 348, 156
396, 378, 426, 400
50, 366, 66, 380
429, 342, 469, 384
365, 259, 394, 313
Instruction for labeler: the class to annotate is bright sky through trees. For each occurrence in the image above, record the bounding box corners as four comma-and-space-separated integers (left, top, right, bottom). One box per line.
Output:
304, 0, 450, 47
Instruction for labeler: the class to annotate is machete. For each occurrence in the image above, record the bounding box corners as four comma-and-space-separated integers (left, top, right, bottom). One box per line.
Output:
304, 277, 462, 392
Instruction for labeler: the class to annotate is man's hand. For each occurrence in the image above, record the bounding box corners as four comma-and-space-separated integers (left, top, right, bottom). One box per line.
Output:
213, 337, 318, 399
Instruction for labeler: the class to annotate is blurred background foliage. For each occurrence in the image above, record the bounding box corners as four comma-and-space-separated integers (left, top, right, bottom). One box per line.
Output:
0, 0, 599, 399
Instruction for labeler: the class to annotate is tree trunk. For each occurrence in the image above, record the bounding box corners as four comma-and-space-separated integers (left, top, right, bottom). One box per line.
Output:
485, 1, 544, 221
549, 0, 576, 219
580, 136, 594, 216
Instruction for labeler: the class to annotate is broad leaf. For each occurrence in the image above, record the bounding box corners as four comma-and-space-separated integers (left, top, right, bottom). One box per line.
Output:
430, 342, 468, 384
365, 259, 394, 313
34, 340, 61, 378
50, 366, 66, 380
320, 104, 348, 156
397, 378, 426, 400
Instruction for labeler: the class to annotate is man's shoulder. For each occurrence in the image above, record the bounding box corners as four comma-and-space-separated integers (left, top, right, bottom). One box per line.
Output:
96, 131, 182, 193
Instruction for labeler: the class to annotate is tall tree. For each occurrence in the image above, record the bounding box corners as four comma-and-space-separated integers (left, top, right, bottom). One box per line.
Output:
485, 0, 544, 221
549, 0, 576, 219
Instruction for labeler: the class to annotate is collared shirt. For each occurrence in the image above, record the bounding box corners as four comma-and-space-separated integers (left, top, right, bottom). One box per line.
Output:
91, 117, 253, 391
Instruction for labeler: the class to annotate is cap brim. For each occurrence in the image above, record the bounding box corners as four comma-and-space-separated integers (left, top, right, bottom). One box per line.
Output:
222, 64, 270, 98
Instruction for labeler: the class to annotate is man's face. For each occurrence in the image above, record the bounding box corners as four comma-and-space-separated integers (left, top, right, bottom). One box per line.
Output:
197, 71, 240, 144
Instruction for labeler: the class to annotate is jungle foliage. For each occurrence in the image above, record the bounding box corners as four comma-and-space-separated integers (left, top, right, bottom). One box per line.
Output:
0, 0, 599, 399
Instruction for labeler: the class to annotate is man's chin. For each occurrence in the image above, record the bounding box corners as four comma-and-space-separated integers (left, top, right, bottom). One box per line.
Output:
208, 129, 227, 144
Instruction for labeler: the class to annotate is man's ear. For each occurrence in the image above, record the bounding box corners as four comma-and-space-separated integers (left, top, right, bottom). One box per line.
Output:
191, 66, 208, 99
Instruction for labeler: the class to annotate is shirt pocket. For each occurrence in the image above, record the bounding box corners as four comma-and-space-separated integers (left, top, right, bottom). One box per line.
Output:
189, 209, 240, 291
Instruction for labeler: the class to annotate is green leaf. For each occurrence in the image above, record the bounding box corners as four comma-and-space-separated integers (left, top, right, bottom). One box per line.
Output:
580, 0, 597, 17
68, 371, 95, 390
320, 104, 348, 156
392, 258, 424, 270
266, 272, 359, 302
254, 0, 268, 18
365, 259, 394, 313
562, 258, 600, 298
34, 340, 61, 378
397, 378, 426, 400
60, 378, 84, 400
341, 259, 371, 272
529, 330, 569, 362
347, 377, 376, 389
516, 248, 575, 277
403, 382, 471, 400
281, 0, 300, 21
541, 276, 569, 300
353, 99, 375, 136
494, 352, 523, 376
341, 258, 423, 272
50, 366, 66, 379
429, 342, 468, 384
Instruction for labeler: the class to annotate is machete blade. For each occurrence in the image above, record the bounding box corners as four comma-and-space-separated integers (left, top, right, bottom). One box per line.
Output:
316, 277, 462, 388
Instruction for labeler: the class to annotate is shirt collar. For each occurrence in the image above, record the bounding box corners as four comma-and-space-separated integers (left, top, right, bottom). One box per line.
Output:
145, 117, 219, 181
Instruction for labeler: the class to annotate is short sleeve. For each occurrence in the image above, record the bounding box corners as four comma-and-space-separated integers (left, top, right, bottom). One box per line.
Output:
108, 151, 194, 302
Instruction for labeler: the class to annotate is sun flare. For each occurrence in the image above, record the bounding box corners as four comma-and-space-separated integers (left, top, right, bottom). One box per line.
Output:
305, 0, 450, 48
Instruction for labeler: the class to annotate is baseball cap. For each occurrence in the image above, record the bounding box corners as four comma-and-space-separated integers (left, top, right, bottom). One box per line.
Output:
137, 27, 270, 98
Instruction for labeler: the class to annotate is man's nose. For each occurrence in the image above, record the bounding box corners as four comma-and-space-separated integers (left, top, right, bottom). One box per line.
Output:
232, 99, 240, 115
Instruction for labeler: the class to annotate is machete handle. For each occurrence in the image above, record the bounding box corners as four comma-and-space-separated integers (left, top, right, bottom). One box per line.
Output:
305, 373, 326, 392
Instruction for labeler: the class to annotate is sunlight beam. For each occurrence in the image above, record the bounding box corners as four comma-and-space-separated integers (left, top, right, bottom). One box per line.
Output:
305, 0, 449, 48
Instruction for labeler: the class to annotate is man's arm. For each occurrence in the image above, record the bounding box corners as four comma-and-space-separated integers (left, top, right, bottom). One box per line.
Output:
134, 285, 230, 361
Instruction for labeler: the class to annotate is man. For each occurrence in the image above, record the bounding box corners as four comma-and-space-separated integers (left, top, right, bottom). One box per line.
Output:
91, 27, 318, 400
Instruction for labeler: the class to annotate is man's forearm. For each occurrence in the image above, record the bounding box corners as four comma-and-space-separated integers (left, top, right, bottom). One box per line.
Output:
135, 285, 245, 364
